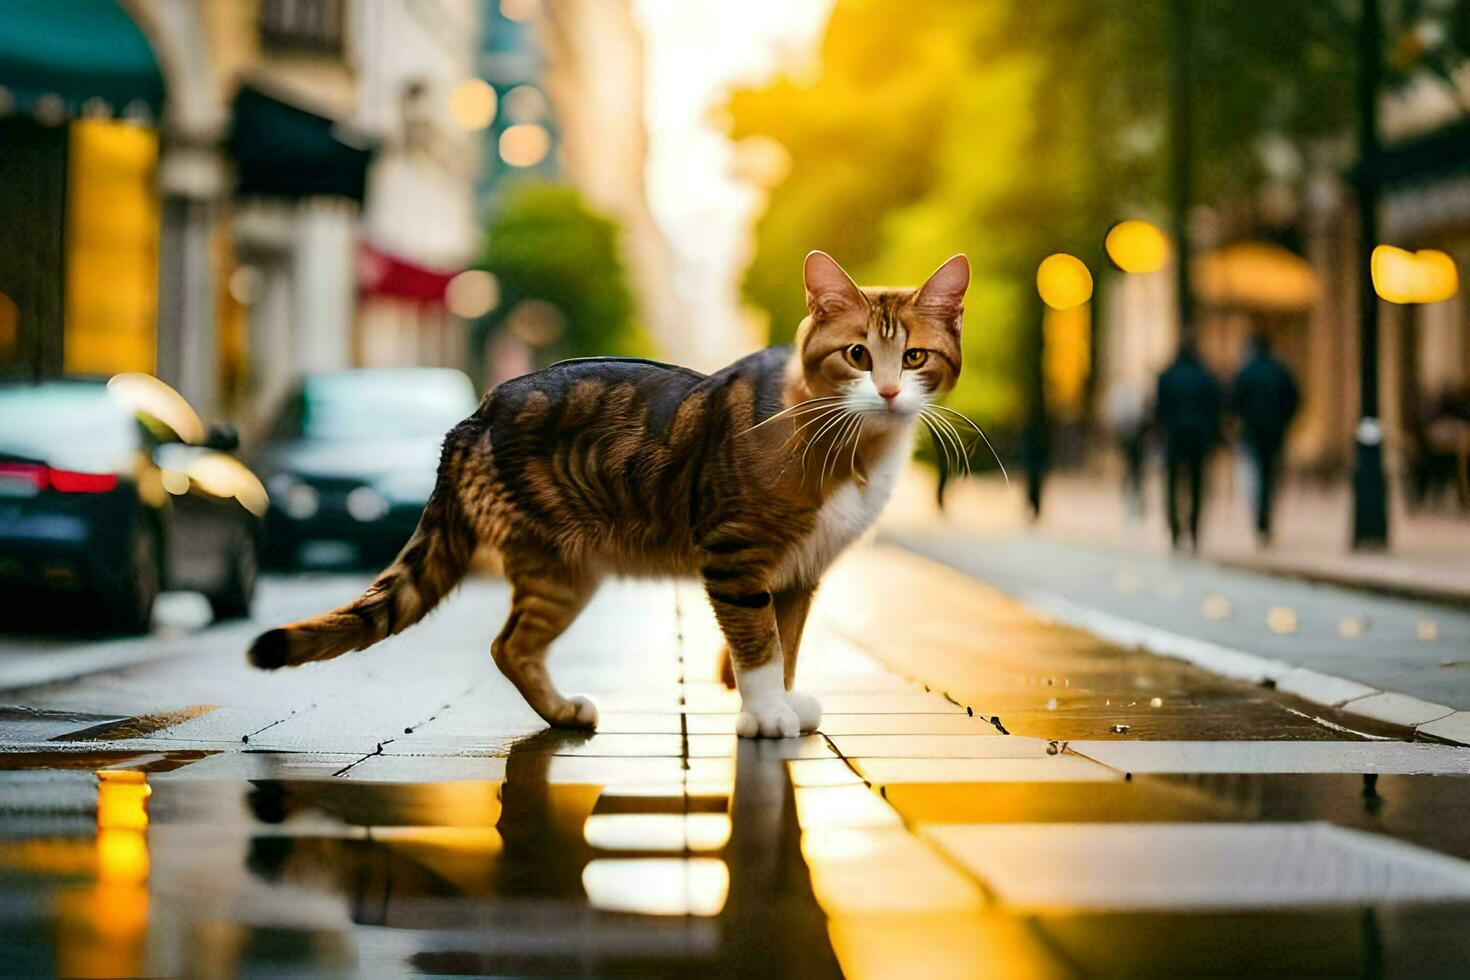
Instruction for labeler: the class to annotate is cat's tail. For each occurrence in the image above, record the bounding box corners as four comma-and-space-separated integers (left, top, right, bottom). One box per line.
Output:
247, 436, 481, 671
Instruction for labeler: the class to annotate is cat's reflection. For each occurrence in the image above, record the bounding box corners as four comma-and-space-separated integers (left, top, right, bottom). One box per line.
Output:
242, 728, 598, 909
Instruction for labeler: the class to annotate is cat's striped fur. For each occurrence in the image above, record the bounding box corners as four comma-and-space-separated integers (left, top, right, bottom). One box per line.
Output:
248, 251, 969, 737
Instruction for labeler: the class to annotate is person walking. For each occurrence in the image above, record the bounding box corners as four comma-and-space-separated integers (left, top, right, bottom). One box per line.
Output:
1107, 383, 1150, 520
1230, 332, 1300, 543
1156, 341, 1222, 551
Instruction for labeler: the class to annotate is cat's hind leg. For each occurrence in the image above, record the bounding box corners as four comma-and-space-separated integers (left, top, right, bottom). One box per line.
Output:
492, 559, 600, 729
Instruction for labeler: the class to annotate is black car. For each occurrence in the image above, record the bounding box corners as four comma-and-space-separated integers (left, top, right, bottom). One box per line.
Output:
0, 375, 267, 633
255, 368, 479, 568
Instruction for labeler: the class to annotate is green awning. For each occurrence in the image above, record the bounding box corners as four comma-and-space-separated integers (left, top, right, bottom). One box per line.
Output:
229, 84, 373, 202
0, 0, 163, 120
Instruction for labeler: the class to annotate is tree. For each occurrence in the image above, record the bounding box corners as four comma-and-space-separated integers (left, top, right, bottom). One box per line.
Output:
478, 180, 643, 365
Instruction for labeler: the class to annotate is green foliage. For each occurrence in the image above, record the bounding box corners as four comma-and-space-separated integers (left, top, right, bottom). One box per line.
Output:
728, 0, 1468, 433
478, 179, 642, 364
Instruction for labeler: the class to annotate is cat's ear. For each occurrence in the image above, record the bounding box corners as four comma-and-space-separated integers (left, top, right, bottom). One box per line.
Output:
914, 254, 969, 328
804, 251, 865, 318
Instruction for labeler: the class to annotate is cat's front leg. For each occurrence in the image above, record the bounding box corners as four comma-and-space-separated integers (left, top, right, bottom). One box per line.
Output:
703, 582, 800, 737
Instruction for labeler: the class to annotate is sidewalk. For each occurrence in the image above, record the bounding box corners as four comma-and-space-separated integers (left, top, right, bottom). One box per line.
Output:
10, 552, 1470, 975
941, 464, 1470, 606
881, 467, 1470, 745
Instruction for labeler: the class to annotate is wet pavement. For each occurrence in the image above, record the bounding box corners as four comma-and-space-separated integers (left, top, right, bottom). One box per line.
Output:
3, 546, 1470, 976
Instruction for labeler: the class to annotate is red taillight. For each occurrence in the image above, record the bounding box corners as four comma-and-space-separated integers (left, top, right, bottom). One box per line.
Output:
0, 463, 49, 490
49, 469, 118, 493
0, 464, 117, 493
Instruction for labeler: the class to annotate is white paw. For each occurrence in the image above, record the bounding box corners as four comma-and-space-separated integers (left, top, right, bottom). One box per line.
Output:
552, 696, 599, 729
786, 690, 823, 733
735, 698, 801, 738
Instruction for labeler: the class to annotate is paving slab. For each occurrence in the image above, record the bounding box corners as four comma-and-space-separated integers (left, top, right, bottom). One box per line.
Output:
925, 822, 1470, 910
1067, 739, 1470, 774
854, 755, 1123, 784
828, 733, 1042, 758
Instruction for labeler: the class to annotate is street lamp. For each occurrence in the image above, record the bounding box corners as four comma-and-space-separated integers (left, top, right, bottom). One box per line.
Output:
1353, 0, 1388, 549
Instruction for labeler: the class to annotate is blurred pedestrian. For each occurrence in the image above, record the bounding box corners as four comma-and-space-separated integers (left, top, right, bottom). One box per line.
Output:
1106, 383, 1150, 520
1230, 332, 1299, 543
1156, 341, 1222, 551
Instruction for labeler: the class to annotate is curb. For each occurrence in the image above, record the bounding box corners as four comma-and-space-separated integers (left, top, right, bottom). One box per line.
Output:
1209, 555, 1470, 612
1015, 588, 1470, 748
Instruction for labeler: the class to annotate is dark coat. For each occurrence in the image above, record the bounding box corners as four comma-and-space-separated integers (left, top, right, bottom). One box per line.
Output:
1231, 349, 1299, 449
1156, 351, 1223, 454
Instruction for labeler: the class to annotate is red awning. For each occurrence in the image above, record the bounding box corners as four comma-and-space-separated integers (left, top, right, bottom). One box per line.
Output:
358, 246, 457, 304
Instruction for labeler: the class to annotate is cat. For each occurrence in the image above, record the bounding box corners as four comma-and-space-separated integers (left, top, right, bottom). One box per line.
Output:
248, 250, 969, 738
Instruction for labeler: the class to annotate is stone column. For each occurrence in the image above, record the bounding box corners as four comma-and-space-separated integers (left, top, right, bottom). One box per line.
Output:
155, 140, 227, 417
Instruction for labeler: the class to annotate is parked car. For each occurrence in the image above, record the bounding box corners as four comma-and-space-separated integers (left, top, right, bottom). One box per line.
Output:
0, 375, 267, 633
254, 368, 479, 568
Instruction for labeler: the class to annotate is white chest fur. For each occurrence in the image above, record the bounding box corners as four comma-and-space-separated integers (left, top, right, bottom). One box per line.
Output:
774, 426, 914, 589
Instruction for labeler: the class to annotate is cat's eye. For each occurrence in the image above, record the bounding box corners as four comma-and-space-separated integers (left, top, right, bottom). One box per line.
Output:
844, 344, 871, 370
902, 348, 929, 369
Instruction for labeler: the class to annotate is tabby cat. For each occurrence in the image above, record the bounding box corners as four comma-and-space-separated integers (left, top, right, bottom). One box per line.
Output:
248, 251, 969, 738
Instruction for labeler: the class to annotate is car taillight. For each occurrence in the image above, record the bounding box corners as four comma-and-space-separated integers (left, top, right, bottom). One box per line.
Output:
0, 461, 48, 487
49, 469, 118, 493
0, 463, 117, 493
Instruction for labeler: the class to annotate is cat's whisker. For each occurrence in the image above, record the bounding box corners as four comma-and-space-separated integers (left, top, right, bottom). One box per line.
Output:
743, 396, 846, 434
823, 413, 862, 484
800, 409, 852, 480
780, 405, 846, 452
848, 416, 866, 477
918, 412, 955, 473
929, 404, 1009, 488
926, 410, 968, 478
927, 410, 971, 479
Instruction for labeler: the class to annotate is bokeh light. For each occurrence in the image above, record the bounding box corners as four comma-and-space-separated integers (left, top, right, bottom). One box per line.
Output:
499, 123, 551, 167
106, 372, 205, 445
448, 79, 497, 131
499, 0, 539, 23
1372, 245, 1459, 304
446, 269, 501, 319
1105, 220, 1170, 274
1036, 253, 1093, 310
501, 84, 549, 123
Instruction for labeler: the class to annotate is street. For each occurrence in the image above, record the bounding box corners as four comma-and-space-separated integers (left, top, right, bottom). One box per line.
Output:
6, 538, 1470, 977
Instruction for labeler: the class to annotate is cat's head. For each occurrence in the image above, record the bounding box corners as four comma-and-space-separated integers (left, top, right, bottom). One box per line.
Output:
795, 251, 968, 421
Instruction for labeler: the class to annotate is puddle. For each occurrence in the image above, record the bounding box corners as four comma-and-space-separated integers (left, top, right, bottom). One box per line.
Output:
0, 736, 839, 977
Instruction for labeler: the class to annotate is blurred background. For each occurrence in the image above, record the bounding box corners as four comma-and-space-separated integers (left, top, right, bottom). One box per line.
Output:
3, 0, 1470, 627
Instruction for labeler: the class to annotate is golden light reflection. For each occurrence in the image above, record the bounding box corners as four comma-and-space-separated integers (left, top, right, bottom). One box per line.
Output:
1372, 245, 1459, 304
54, 770, 152, 978
1043, 303, 1091, 422
106, 373, 205, 445
794, 785, 903, 829
1036, 253, 1093, 311
499, 123, 551, 168
583, 813, 731, 852
801, 826, 880, 862
97, 769, 150, 833
448, 79, 497, 131
1106, 220, 1170, 274
828, 911, 1059, 980
581, 858, 729, 916
1418, 619, 1439, 641
1337, 614, 1368, 639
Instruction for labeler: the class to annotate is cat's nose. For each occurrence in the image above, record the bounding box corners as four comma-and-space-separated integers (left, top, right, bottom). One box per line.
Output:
877, 385, 900, 404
